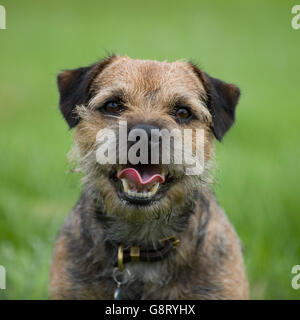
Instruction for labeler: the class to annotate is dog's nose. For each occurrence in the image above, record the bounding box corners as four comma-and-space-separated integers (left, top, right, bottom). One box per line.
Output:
130, 123, 159, 140
128, 123, 161, 163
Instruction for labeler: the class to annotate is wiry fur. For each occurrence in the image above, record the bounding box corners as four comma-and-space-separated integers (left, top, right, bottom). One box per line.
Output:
50, 56, 249, 300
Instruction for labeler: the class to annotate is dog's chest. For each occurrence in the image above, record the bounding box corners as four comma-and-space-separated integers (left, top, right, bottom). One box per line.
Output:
113, 262, 172, 300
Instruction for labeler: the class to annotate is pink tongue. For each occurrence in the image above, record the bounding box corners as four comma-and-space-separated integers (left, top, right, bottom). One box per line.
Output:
118, 166, 165, 187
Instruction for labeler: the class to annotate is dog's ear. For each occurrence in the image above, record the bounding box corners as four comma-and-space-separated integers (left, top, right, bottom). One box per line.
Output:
57, 56, 116, 128
190, 64, 240, 141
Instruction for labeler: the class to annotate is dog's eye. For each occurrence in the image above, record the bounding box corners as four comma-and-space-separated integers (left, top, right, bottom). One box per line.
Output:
101, 101, 125, 115
174, 107, 191, 120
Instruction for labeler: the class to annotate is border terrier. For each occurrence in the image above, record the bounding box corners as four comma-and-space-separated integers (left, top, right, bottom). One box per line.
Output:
49, 55, 249, 300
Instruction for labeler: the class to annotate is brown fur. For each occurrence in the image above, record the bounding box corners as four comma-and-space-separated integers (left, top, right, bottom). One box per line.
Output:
50, 56, 249, 299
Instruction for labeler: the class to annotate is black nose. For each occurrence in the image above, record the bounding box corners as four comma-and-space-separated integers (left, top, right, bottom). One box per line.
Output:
128, 123, 161, 163
130, 123, 159, 140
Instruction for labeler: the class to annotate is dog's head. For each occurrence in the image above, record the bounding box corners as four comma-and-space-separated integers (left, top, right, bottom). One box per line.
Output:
58, 56, 240, 221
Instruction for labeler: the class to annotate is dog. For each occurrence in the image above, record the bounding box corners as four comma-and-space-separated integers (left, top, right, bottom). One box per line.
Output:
49, 55, 249, 299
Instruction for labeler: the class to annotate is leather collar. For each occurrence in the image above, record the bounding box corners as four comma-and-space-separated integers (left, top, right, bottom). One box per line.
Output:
116, 236, 180, 271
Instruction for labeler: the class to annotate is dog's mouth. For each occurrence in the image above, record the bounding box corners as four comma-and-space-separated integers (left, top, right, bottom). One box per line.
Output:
118, 164, 165, 196
111, 164, 173, 205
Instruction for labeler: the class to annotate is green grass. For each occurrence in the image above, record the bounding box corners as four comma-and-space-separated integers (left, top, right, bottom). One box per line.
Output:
0, 0, 299, 299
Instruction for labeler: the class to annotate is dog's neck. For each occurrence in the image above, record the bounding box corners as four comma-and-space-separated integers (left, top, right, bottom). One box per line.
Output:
69, 188, 211, 299
96, 198, 194, 247
79, 186, 209, 248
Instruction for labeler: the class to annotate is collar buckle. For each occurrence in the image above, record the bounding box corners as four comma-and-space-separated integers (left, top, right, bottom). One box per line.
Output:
117, 235, 180, 271
159, 235, 180, 248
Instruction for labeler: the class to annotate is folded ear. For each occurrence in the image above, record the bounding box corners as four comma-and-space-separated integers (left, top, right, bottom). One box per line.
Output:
190, 64, 241, 141
57, 56, 115, 128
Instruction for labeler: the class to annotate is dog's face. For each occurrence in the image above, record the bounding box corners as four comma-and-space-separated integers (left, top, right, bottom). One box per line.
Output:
58, 56, 240, 221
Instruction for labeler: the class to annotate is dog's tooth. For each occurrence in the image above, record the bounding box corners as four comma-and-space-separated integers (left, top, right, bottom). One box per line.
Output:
134, 191, 146, 198
126, 187, 159, 198
128, 182, 134, 190
150, 182, 159, 195
121, 179, 129, 193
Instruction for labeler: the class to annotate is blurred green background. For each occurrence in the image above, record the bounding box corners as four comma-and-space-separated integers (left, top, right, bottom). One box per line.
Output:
0, 0, 299, 299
